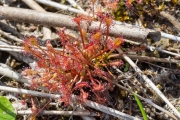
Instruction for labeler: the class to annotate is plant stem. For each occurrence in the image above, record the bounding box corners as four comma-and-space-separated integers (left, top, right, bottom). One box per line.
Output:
109, 54, 180, 63
84, 99, 142, 120
123, 39, 180, 57
0, 29, 23, 42
17, 110, 97, 116
66, 0, 84, 12
35, 0, 87, 15
0, 63, 30, 84
0, 85, 60, 99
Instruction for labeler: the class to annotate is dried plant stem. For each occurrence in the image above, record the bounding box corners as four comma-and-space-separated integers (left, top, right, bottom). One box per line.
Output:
75, 106, 96, 120
124, 39, 180, 57
0, 63, 30, 84
0, 44, 63, 53
0, 6, 160, 42
116, 48, 180, 119
66, 0, 84, 12
22, 0, 52, 40
84, 99, 141, 120
0, 41, 34, 64
0, 47, 22, 52
0, 21, 24, 39
147, 46, 180, 57
17, 110, 97, 116
110, 54, 180, 63
0, 29, 23, 42
160, 11, 180, 32
22, 0, 45, 11
35, 0, 87, 15
0, 45, 23, 49
0, 85, 60, 98
161, 32, 180, 42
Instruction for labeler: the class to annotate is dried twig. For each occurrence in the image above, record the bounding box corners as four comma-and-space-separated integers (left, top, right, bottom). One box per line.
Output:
0, 44, 63, 53
0, 21, 24, 39
0, 6, 160, 42
110, 54, 180, 63
0, 41, 34, 64
147, 46, 180, 57
35, 0, 87, 15
0, 29, 23, 42
84, 99, 142, 120
66, 0, 84, 12
22, 0, 45, 11
17, 110, 97, 116
0, 46, 22, 52
0, 63, 30, 84
124, 39, 180, 57
161, 32, 180, 42
0, 85, 60, 98
116, 48, 180, 119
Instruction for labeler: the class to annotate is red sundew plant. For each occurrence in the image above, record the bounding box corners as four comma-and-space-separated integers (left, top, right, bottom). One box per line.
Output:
22, 13, 124, 105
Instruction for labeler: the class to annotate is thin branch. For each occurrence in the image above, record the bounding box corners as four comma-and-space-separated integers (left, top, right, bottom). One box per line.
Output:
110, 54, 180, 63
147, 46, 180, 57
0, 85, 60, 99
66, 0, 84, 12
116, 48, 180, 119
0, 47, 22, 52
17, 110, 97, 116
0, 37, 11, 44
0, 63, 30, 84
161, 32, 180, 42
0, 6, 160, 42
0, 21, 24, 39
0, 41, 34, 64
0, 45, 23, 49
84, 99, 142, 120
0, 29, 23, 42
75, 105, 96, 120
0, 44, 63, 53
0, 62, 52, 92
35, 0, 87, 15
124, 39, 180, 57
22, 0, 45, 11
